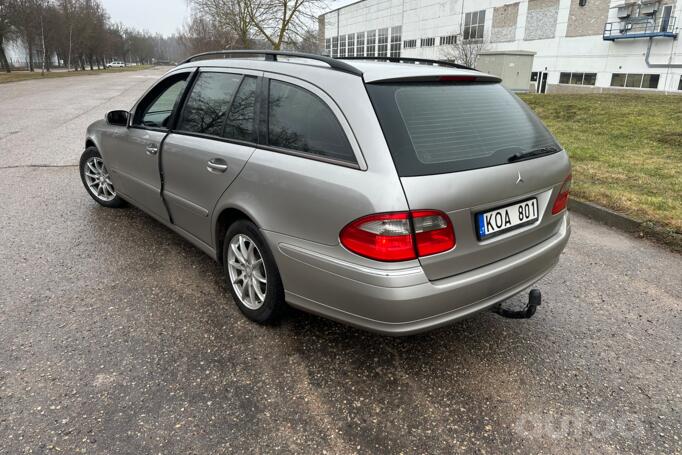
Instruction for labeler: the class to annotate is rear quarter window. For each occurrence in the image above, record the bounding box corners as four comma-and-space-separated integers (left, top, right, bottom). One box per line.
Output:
367, 82, 560, 176
267, 80, 356, 164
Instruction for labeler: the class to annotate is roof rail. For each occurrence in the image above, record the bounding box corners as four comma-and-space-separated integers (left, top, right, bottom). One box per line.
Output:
179, 50, 364, 76
338, 56, 475, 71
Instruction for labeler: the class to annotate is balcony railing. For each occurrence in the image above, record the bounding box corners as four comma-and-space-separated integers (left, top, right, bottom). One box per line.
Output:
603, 15, 677, 40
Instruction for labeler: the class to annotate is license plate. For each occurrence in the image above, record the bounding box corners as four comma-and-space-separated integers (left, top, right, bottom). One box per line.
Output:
476, 198, 539, 240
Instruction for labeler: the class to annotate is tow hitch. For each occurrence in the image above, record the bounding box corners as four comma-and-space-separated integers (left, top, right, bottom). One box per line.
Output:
493, 289, 541, 319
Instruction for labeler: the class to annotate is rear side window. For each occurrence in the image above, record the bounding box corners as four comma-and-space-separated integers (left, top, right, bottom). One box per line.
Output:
224, 76, 257, 143
178, 72, 242, 136
367, 83, 560, 176
267, 80, 356, 163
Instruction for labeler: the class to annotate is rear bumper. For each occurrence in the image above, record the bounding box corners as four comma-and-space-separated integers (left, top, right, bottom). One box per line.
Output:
264, 213, 570, 335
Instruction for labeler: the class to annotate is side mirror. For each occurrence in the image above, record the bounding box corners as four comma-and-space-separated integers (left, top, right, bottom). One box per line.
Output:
106, 110, 129, 127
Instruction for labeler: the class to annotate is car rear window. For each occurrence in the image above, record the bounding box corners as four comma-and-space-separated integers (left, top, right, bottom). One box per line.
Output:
366, 82, 560, 176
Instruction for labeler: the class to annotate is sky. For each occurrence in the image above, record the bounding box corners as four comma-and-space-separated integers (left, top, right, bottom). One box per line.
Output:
100, 0, 354, 38
101, 0, 191, 37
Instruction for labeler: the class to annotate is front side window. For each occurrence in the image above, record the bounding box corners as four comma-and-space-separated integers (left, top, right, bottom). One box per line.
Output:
177, 72, 242, 136
267, 80, 355, 163
134, 74, 188, 129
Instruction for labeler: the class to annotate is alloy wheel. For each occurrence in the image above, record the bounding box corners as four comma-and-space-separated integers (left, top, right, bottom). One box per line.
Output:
227, 234, 268, 310
83, 157, 116, 202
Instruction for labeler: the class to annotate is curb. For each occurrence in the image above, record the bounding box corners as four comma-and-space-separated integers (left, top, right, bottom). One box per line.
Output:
569, 198, 682, 253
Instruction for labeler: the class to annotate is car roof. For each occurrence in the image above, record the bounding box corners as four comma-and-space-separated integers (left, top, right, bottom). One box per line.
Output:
339, 60, 492, 83
173, 56, 500, 84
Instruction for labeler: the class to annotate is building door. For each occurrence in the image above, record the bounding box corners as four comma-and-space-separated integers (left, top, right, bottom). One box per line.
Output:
538, 72, 549, 93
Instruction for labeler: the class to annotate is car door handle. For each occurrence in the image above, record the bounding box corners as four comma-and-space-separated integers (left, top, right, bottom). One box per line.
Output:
207, 159, 228, 173
145, 144, 159, 155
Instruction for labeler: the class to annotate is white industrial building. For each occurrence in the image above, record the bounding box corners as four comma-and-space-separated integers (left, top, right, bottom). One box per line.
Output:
320, 0, 682, 93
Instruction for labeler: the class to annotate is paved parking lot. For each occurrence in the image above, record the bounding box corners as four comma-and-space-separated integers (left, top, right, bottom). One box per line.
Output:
1, 68, 681, 454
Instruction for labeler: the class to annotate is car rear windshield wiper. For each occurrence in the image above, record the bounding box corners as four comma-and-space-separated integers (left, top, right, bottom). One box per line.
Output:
508, 146, 562, 163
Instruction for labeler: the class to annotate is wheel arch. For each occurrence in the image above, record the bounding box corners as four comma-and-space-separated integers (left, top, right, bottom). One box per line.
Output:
214, 206, 258, 264
85, 138, 97, 150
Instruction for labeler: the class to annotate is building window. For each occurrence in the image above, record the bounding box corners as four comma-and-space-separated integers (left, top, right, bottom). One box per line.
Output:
559, 72, 597, 85
356, 32, 365, 57
390, 26, 402, 58
377, 28, 388, 57
331, 36, 339, 58
421, 37, 435, 47
347, 33, 355, 57
339, 35, 346, 57
625, 73, 643, 88
611, 73, 659, 89
464, 10, 486, 41
530, 72, 539, 82
366, 30, 376, 57
611, 73, 626, 87
642, 74, 659, 88
440, 35, 457, 45
325, 38, 331, 56
403, 39, 417, 48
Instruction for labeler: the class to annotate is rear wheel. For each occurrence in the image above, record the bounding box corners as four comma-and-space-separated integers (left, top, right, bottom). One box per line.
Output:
79, 147, 124, 208
223, 220, 285, 324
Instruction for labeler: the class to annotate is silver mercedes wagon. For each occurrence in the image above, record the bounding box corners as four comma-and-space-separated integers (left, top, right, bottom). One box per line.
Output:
80, 51, 571, 335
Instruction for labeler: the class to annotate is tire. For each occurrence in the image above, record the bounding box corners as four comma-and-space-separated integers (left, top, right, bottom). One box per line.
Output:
223, 220, 285, 324
79, 146, 125, 208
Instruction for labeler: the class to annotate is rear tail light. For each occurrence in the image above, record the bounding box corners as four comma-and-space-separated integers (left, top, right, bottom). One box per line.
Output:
551, 174, 572, 215
340, 210, 455, 262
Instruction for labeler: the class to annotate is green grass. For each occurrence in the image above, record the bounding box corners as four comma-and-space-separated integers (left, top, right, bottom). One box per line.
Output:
519, 93, 682, 234
0, 65, 154, 84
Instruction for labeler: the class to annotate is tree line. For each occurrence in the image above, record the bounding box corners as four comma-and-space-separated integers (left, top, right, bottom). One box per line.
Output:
0, 0, 182, 73
0, 0, 323, 74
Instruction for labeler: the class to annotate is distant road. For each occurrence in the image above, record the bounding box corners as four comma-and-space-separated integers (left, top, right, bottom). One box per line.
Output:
0, 67, 167, 169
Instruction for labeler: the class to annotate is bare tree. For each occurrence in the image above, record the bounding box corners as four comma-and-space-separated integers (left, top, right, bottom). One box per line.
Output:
292, 27, 320, 53
442, 37, 488, 68
0, 0, 15, 72
179, 12, 237, 56
6, 0, 44, 71
189, 0, 252, 48
246, 0, 322, 50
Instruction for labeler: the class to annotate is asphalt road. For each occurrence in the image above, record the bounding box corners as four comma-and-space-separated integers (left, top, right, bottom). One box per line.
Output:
1, 68, 681, 454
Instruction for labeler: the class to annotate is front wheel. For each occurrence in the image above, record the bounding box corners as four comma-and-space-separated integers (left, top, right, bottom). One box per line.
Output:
223, 220, 285, 324
79, 146, 125, 208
